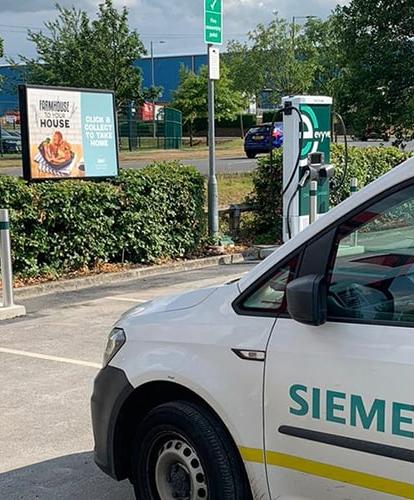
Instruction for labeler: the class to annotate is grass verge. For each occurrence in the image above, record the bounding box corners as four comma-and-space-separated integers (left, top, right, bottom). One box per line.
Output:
216, 172, 253, 207
0, 139, 246, 168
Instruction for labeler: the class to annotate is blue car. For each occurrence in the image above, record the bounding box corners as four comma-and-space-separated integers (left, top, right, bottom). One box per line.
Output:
244, 122, 283, 159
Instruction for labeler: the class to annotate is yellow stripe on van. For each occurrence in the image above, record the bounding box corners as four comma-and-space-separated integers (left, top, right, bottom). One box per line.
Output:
239, 447, 414, 499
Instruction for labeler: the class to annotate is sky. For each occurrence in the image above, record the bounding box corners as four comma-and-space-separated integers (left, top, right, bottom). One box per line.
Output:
0, 0, 349, 64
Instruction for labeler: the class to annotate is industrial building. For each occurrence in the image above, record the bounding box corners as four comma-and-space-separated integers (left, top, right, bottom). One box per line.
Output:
0, 53, 208, 115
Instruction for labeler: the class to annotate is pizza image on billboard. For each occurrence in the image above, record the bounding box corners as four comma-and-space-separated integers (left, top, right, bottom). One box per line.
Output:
19, 85, 119, 181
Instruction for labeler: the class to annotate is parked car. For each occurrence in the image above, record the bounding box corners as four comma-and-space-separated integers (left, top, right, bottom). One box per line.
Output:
244, 122, 283, 158
6, 130, 21, 139
0, 129, 22, 154
92, 154, 414, 499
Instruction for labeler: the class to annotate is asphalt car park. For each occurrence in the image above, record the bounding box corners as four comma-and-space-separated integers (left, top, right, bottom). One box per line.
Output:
0, 261, 255, 500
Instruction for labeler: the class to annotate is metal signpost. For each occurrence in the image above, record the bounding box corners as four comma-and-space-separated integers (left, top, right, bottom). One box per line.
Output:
204, 0, 223, 238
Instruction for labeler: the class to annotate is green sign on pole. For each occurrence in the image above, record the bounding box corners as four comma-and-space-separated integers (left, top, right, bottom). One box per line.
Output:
204, 0, 223, 45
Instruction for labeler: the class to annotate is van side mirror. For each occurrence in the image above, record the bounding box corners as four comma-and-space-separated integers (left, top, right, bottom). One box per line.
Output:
286, 275, 327, 326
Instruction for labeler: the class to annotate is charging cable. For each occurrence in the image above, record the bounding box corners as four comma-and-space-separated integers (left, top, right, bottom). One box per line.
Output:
282, 104, 304, 197
267, 101, 305, 240
286, 168, 310, 240
333, 111, 348, 191
283, 103, 305, 240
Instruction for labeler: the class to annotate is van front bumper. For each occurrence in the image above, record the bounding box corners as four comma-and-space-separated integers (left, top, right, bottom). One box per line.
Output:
91, 364, 134, 479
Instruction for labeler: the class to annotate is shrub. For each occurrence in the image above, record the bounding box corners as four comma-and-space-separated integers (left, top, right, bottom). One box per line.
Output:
184, 114, 257, 135
330, 144, 412, 205
0, 162, 205, 278
247, 145, 413, 243
113, 163, 205, 263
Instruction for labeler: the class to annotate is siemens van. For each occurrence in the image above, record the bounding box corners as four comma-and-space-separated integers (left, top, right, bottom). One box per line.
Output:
92, 156, 414, 500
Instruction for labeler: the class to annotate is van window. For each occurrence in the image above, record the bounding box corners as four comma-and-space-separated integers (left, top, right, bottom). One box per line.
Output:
242, 256, 298, 312
328, 184, 414, 324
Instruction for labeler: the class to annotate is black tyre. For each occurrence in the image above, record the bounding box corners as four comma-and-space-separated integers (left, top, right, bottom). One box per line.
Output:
245, 151, 256, 159
130, 401, 252, 500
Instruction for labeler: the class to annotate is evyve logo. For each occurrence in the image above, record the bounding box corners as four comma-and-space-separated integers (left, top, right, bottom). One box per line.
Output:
300, 105, 331, 162
314, 130, 331, 142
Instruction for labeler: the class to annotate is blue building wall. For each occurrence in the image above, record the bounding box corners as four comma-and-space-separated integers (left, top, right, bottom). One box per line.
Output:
136, 54, 207, 102
0, 54, 208, 115
0, 65, 28, 114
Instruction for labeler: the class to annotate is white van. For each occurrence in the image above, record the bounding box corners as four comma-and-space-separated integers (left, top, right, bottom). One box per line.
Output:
92, 156, 414, 500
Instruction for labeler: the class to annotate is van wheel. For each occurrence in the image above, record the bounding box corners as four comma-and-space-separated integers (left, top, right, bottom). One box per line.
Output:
246, 151, 256, 159
130, 400, 252, 500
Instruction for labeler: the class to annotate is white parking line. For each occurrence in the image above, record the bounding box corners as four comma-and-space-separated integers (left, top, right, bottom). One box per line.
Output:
104, 296, 148, 303
0, 347, 101, 368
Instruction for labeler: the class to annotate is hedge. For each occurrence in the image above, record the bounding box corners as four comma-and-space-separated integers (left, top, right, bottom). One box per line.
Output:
262, 111, 282, 123
184, 114, 257, 135
0, 162, 205, 278
247, 145, 413, 243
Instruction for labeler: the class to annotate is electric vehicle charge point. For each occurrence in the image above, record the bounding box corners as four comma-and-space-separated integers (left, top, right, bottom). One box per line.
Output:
282, 95, 333, 242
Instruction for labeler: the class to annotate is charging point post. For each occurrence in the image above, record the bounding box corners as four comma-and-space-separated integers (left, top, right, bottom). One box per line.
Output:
282, 95, 333, 241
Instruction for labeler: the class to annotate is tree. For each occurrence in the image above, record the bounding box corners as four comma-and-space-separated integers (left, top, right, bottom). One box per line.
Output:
226, 17, 317, 106
19, 1, 147, 109
172, 63, 247, 146
298, 18, 342, 98
0, 37, 3, 87
333, 0, 414, 142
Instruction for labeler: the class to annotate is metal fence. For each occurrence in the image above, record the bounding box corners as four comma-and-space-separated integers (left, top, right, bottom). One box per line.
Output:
118, 105, 182, 151
0, 99, 183, 160
0, 101, 22, 158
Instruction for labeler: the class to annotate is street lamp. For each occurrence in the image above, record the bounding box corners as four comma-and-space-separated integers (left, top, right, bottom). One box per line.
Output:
150, 40, 166, 140
291, 15, 317, 52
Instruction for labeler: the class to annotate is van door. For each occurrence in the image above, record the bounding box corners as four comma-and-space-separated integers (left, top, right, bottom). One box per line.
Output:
264, 182, 414, 499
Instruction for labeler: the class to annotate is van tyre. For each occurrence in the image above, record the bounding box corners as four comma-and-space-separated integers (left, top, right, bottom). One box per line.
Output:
130, 400, 252, 500
246, 151, 256, 159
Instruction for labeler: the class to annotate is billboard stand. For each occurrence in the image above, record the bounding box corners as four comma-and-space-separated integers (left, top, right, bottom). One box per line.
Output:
19, 84, 119, 182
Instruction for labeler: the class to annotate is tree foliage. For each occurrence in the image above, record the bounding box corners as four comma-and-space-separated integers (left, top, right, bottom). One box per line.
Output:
0, 36, 3, 87
20, 0, 147, 109
172, 63, 247, 145
333, 0, 414, 142
226, 17, 321, 104
227, 5, 414, 143
297, 18, 342, 98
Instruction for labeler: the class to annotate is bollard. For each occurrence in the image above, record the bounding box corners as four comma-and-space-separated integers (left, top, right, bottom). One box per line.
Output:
0, 209, 25, 319
350, 177, 358, 195
229, 204, 241, 235
350, 179, 359, 246
0, 209, 14, 307
309, 180, 318, 224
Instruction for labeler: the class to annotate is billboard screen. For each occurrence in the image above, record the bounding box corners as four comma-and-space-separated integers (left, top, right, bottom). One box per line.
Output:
19, 85, 119, 181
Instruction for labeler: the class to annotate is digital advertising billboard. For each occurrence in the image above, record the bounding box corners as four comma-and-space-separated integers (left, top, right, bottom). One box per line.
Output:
19, 85, 119, 181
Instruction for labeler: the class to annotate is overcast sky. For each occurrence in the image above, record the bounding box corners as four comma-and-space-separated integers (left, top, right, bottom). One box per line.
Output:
0, 0, 349, 64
